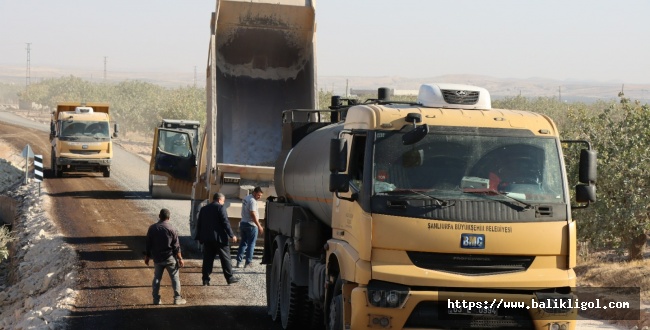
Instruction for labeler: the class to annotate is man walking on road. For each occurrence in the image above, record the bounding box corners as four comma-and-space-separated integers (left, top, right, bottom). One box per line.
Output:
145, 208, 186, 305
236, 187, 264, 268
195, 192, 240, 286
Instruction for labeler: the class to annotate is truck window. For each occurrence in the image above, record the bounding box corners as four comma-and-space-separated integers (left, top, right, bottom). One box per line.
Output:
348, 135, 366, 191
158, 130, 192, 158
372, 131, 565, 204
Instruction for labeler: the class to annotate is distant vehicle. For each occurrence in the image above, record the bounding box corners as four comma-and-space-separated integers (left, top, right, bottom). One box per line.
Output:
149, 119, 200, 199
50, 102, 118, 178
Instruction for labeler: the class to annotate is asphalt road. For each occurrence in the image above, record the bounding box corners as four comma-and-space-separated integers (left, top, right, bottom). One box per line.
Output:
0, 111, 277, 330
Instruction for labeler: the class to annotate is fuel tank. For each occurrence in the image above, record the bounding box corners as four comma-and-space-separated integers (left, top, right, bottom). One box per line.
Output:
214, 0, 317, 166
274, 123, 344, 226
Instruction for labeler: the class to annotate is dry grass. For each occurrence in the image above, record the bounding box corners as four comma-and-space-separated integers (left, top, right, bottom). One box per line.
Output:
576, 247, 650, 328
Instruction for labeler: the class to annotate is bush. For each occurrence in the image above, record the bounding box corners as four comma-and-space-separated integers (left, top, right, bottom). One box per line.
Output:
0, 225, 14, 264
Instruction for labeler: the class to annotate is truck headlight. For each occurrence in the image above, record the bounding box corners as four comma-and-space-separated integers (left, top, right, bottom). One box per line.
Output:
367, 280, 409, 308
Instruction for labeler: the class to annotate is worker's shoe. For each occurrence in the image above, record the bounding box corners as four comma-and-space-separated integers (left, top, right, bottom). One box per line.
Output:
227, 277, 240, 285
174, 297, 187, 305
202, 279, 210, 286
244, 262, 251, 269
235, 262, 241, 268
153, 298, 161, 305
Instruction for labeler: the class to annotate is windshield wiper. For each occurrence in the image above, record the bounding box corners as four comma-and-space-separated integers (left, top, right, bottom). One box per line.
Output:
462, 188, 533, 210
386, 189, 456, 207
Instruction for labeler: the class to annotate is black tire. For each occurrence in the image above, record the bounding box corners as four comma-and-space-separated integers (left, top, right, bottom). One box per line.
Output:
328, 276, 344, 330
103, 168, 110, 177
279, 250, 308, 329
266, 264, 273, 312
306, 300, 325, 330
268, 247, 282, 322
51, 151, 62, 178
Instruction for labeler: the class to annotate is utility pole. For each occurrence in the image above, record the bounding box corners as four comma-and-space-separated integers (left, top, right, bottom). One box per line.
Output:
25, 43, 31, 89
346, 79, 349, 97
104, 56, 107, 81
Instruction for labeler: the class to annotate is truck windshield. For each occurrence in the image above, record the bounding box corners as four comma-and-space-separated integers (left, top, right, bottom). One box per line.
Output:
372, 129, 565, 204
157, 130, 192, 158
61, 121, 110, 139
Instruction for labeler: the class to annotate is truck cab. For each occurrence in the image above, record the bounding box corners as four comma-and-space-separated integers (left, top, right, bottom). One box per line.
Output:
50, 102, 118, 178
149, 119, 200, 199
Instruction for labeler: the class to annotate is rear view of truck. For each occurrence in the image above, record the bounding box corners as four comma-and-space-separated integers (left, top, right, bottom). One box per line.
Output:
50, 102, 118, 178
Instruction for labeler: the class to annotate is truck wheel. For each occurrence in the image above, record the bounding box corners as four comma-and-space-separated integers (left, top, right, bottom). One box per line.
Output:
51, 151, 62, 178
103, 167, 110, 177
268, 247, 282, 322
328, 276, 344, 330
280, 250, 307, 329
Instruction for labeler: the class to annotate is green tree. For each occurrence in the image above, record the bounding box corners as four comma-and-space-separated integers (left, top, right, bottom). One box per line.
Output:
563, 94, 650, 259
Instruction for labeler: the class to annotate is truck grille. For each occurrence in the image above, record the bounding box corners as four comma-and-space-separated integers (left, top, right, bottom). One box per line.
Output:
406, 252, 534, 276
405, 301, 534, 329
441, 89, 480, 105
70, 150, 101, 155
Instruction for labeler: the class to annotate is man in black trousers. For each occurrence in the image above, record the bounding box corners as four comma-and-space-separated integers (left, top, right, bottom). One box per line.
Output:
194, 192, 240, 286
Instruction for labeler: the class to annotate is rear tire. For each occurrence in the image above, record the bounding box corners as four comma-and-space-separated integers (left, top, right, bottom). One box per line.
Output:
268, 247, 282, 322
103, 167, 110, 177
279, 250, 308, 329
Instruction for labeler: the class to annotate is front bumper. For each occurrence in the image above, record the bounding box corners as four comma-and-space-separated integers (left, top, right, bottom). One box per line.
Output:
350, 287, 576, 330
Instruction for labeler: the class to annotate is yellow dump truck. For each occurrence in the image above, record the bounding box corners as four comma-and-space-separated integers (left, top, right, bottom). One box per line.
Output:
263, 84, 597, 329
148, 0, 316, 236
50, 102, 118, 178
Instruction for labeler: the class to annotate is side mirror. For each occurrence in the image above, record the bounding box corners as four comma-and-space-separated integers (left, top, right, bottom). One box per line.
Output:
50, 122, 56, 137
402, 124, 429, 145
579, 149, 597, 183
330, 138, 347, 172
576, 184, 596, 204
113, 123, 120, 138
329, 173, 350, 193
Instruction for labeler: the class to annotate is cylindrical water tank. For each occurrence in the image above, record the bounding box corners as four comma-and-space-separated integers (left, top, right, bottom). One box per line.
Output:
274, 123, 344, 226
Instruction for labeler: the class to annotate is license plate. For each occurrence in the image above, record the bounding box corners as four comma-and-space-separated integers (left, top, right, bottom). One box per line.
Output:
448, 306, 498, 316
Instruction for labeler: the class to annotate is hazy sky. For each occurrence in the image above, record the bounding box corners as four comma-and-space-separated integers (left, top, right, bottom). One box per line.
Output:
1, 0, 649, 83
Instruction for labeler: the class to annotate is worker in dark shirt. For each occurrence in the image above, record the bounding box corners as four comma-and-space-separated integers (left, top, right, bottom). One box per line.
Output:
194, 192, 239, 286
145, 208, 186, 305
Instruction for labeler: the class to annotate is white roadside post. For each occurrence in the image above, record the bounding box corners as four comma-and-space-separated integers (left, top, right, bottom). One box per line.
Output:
34, 154, 43, 194
21, 145, 34, 185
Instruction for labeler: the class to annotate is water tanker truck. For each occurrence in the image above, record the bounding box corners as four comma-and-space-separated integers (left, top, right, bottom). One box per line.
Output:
263, 84, 597, 329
